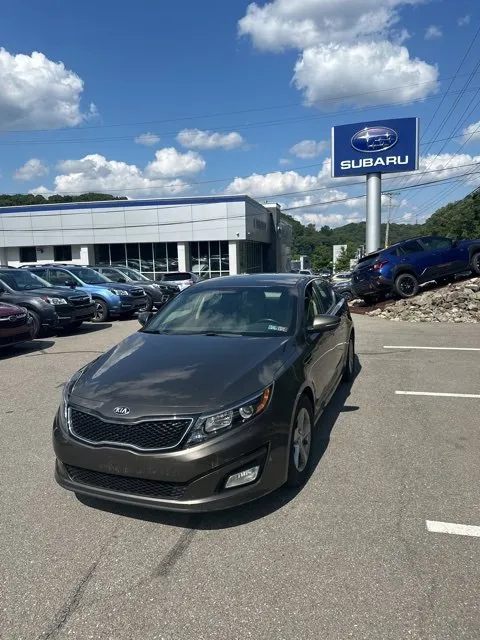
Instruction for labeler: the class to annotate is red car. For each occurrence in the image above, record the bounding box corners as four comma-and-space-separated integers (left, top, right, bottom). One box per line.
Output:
0, 302, 34, 349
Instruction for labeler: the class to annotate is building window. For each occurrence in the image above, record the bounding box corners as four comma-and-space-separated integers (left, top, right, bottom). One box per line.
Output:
54, 245, 72, 262
239, 241, 263, 273
94, 244, 110, 265
19, 247, 37, 263
189, 241, 230, 279
92, 243, 177, 278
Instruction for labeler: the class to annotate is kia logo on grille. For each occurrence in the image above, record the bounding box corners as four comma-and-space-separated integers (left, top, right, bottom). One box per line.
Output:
113, 406, 130, 416
351, 126, 398, 152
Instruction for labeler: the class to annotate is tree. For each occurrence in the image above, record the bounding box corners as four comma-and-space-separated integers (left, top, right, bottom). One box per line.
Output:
311, 244, 332, 271
335, 245, 357, 271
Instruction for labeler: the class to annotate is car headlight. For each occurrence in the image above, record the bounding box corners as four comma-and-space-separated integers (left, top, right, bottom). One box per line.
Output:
152, 283, 163, 289
42, 296, 68, 305
108, 288, 128, 296
185, 385, 273, 447
59, 366, 88, 431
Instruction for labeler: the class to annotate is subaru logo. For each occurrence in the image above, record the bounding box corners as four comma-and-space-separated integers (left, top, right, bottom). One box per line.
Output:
113, 406, 130, 416
351, 126, 398, 153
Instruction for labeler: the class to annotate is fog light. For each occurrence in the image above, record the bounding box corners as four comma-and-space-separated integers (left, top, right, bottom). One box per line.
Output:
224, 465, 260, 489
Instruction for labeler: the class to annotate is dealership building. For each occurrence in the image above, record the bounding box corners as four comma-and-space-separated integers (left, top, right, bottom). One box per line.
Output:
0, 195, 292, 278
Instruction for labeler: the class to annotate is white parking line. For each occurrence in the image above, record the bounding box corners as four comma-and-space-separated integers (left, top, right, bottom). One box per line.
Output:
384, 346, 480, 351
426, 520, 480, 537
396, 391, 480, 399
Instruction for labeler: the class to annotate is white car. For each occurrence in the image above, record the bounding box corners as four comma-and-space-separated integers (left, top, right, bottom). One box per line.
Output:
158, 271, 199, 291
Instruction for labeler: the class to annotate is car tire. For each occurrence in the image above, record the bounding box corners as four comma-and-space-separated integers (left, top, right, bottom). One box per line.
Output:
470, 252, 480, 276
286, 396, 314, 488
27, 310, 41, 339
394, 273, 419, 298
92, 299, 109, 323
342, 334, 355, 383
140, 294, 154, 312
342, 290, 353, 302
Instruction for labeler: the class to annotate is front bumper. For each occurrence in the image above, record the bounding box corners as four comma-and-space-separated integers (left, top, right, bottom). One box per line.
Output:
56, 303, 96, 326
0, 321, 33, 347
53, 410, 290, 512
115, 295, 148, 315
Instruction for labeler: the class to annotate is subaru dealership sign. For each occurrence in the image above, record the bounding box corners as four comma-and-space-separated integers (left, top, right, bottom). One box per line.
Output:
331, 117, 419, 177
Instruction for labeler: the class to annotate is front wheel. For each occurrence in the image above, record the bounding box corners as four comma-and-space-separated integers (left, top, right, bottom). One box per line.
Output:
286, 396, 314, 488
92, 299, 109, 323
27, 310, 41, 339
342, 335, 355, 382
140, 294, 153, 312
470, 252, 480, 276
394, 273, 419, 298
341, 290, 353, 302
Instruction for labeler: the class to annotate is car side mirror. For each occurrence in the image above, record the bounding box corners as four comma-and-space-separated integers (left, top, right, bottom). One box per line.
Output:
116, 276, 127, 283
307, 314, 341, 333
65, 280, 77, 288
138, 311, 154, 327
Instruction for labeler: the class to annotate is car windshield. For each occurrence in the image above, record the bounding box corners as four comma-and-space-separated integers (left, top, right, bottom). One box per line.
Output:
0, 270, 51, 291
143, 285, 297, 337
116, 267, 150, 282
67, 267, 111, 284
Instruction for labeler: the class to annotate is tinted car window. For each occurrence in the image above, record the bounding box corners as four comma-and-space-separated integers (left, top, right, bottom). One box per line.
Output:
0, 270, 51, 290
48, 270, 76, 287
314, 280, 334, 310
400, 240, 424, 254
67, 267, 111, 284
143, 286, 296, 336
421, 237, 452, 251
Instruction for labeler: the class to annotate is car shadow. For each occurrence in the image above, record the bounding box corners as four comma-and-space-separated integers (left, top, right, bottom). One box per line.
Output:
78, 356, 362, 529
58, 322, 112, 336
0, 339, 56, 359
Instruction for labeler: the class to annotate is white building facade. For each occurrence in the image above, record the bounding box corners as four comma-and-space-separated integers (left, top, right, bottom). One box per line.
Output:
0, 195, 292, 278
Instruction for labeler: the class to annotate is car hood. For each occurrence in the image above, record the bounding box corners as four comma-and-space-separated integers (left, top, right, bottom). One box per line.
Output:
71, 332, 293, 416
9, 286, 83, 299
0, 302, 25, 316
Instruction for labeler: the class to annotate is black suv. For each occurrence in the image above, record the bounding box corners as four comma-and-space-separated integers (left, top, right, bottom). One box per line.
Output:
90, 265, 179, 311
0, 268, 95, 337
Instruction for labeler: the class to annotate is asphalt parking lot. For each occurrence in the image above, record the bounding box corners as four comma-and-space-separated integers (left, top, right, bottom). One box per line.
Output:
1, 316, 479, 640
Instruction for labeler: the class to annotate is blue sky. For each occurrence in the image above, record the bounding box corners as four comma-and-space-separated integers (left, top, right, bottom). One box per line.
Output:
0, 0, 479, 228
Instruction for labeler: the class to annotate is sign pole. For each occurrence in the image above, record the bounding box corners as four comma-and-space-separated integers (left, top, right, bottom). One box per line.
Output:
366, 172, 381, 253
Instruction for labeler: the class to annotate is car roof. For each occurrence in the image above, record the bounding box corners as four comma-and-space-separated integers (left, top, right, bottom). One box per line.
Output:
192, 273, 311, 290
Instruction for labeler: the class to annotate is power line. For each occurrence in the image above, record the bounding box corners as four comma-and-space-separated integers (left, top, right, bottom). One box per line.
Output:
2, 85, 480, 147
2, 73, 472, 136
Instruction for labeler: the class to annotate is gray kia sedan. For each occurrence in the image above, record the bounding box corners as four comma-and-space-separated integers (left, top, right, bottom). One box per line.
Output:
54, 274, 355, 512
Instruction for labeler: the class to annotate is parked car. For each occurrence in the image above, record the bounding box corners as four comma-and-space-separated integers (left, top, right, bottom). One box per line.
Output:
27, 266, 147, 322
89, 265, 179, 312
156, 271, 199, 291
352, 235, 480, 302
53, 273, 354, 513
332, 278, 355, 302
0, 268, 94, 337
0, 302, 34, 349
331, 271, 353, 284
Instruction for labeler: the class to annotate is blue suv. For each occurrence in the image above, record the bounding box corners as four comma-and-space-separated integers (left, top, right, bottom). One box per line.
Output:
352, 235, 480, 302
27, 266, 147, 322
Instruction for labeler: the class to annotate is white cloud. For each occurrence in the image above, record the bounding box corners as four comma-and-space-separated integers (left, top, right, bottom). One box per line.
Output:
28, 185, 55, 197
14, 158, 49, 181
458, 15, 470, 26
462, 120, 480, 143
35, 149, 206, 197
279, 158, 291, 166
0, 47, 93, 131
425, 25, 442, 40
294, 210, 364, 228
294, 41, 438, 108
134, 132, 160, 146
239, 1, 438, 109
290, 139, 328, 159
177, 129, 246, 150
398, 152, 480, 187
238, 0, 423, 52
145, 147, 205, 178
226, 170, 321, 197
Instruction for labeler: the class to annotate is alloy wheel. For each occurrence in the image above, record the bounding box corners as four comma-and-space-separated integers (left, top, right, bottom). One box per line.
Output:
292, 408, 312, 472
399, 276, 416, 296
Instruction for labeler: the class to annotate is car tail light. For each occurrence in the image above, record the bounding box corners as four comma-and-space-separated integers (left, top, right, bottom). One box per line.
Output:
373, 260, 389, 271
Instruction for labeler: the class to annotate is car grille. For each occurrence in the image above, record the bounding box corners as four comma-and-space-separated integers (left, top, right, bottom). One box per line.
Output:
64, 464, 186, 499
129, 288, 145, 297
69, 408, 193, 451
0, 313, 28, 328
69, 295, 91, 307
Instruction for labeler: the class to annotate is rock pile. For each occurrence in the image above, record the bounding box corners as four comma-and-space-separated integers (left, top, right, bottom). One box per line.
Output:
366, 277, 480, 323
